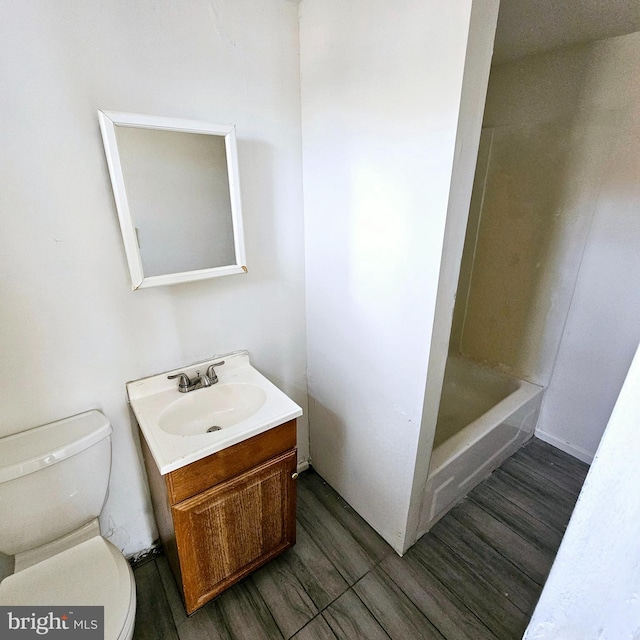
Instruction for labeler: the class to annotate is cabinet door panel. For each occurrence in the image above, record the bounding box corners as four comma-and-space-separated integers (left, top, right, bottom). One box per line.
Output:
173, 449, 297, 612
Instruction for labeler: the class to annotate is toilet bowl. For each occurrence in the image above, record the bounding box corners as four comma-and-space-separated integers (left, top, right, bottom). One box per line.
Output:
0, 411, 136, 640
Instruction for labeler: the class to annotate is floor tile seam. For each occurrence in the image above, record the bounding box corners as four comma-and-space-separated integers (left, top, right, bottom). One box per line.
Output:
295, 509, 390, 589
301, 476, 393, 564
235, 580, 286, 640
293, 518, 354, 609
283, 613, 325, 640
502, 460, 582, 504
247, 575, 310, 640
294, 515, 351, 580
495, 464, 576, 505
473, 481, 568, 536
148, 557, 202, 634
527, 441, 590, 473
407, 546, 530, 640
486, 487, 571, 535
296, 490, 368, 551
188, 575, 285, 640
466, 495, 560, 562
294, 509, 363, 584
447, 509, 548, 587
498, 462, 580, 508
438, 514, 545, 584
427, 526, 538, 619
170, 600, 215, 636
291, 613, 337, 640
346, 572, 397, 640
154, 557, 188, 629
315, 612, 340, 640
174, 614, 189, 632
148, 459, 560, 638
382, 547, 521, 640
375, 557, 500, 640
307, 550, 393, 619
289, 562, 397, 637
142, 559, 181, 638
160, 583, 189, 631
513, 461, 586, 495
521, 452, 589, 484
155, 549, 319, 640
513, 449, 588, 487
167, 534, 539, 633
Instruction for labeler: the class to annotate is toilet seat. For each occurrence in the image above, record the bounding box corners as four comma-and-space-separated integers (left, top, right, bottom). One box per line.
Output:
0, 536, 136, 640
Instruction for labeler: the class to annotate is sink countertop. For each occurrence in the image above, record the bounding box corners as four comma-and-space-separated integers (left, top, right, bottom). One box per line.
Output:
127, 350, 303, 474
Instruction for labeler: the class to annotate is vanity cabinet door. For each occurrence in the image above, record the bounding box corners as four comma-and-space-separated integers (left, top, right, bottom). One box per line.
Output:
172, 449, 297, 613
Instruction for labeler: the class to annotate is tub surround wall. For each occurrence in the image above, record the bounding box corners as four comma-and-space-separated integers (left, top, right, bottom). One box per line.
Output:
0, 1, 307, 558
452, 31, 640, 462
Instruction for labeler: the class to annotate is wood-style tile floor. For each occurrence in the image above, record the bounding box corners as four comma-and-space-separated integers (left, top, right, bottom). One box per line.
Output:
132, 438, 589, 640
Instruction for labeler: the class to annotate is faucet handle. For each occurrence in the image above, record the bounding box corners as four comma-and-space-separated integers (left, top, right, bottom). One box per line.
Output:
168, 372, 192, 392
206, 361, 225, 383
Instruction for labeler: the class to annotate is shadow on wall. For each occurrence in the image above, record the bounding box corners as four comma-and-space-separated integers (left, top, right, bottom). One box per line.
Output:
307, 395, 348, 486
450, 46, 626, 386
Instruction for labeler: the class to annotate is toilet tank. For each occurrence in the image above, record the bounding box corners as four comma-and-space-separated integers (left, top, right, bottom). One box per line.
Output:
0, 411, 112, 556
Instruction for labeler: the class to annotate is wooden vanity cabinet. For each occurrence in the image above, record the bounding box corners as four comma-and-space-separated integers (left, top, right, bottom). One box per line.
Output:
140, 419, 297, 614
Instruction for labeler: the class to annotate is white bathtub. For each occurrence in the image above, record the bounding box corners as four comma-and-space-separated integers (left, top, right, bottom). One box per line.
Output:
418, 355, 544, 535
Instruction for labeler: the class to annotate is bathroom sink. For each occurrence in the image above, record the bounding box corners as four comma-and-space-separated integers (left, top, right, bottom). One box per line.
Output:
158, 383, 267, 436
126, 350, 302, 474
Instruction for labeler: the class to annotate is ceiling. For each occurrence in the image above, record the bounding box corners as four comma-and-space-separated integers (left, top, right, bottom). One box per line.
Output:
492, 0, 640, 63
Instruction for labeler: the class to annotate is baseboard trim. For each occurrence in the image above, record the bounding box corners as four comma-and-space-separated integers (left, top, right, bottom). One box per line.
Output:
297, 459, 310, 473
534, 428, 594, 464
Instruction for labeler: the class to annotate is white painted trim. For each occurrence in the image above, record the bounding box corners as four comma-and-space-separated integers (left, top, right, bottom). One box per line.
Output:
97, 110, 247, 290
297, 459, 310, 474
98, 110, 145, 288
534, 428, 594, 464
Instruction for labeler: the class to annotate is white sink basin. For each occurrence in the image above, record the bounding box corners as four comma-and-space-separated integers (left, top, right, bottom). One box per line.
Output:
159, 383, 267, 436
127, 351, 302, 474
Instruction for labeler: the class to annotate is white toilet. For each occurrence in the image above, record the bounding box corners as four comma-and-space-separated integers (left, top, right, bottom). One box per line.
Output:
0, 410, 136, 640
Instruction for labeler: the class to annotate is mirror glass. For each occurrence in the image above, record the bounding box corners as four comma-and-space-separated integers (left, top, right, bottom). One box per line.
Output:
98, 111, 246, 289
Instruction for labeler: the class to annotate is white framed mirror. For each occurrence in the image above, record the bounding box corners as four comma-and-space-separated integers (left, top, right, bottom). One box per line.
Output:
98, 111, 246, 289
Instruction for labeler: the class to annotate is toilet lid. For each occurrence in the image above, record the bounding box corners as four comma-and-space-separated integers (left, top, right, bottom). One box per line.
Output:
0, 536, 135, 640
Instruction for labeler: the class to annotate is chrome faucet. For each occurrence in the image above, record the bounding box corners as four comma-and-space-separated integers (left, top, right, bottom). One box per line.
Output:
167, 361, 225, 393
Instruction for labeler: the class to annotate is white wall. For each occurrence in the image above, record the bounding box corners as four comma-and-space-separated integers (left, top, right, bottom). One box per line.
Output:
524, 339, 640, 639
0, 0, 307, 558
300, 0, 497, 553
533, 36, 640, 460
455, 31, 640, 462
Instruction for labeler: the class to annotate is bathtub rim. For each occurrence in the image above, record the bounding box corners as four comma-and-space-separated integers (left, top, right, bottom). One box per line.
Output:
429, 375, 544, 478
